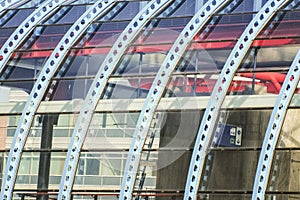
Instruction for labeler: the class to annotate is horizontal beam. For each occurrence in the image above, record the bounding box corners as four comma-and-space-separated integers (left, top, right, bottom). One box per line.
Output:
2, 94, 300, 114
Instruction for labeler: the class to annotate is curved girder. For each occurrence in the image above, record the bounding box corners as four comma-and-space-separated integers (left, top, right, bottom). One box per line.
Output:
184, 0, 293, 200
0, 0, 34, 27
0, 1, 120, 199
0, 5, 73, 80
252, 49, 300, 200
132, 0, 242, 194
0, 0, 25, 14
119, 1, 230, 200
0, 0, 72, 79
58, 0, 175, 199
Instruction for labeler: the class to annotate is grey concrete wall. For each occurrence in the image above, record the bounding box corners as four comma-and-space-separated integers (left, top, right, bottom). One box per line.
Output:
156, 109, 292, 200
156, 111, 202, 200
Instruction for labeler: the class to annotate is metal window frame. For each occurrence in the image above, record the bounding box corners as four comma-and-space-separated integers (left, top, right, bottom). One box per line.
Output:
184, 0, 293, 200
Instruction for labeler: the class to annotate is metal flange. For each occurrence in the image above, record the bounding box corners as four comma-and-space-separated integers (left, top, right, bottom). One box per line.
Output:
0, 1, 119, 199
184, 0, 292, 200
119, 1, 230, 200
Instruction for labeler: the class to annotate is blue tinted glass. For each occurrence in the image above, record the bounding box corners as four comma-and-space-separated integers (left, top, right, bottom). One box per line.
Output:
18, 24, 71, 50
45, 5, 87, 24
3, 9, 34, 27
0, 28, 15, 46
172, 0, 196, 16
257, 10, 300, 38
157, 17, 191, 29
83, 21, 129, 47
231, 0, 254, 13
113, 2, 139, 20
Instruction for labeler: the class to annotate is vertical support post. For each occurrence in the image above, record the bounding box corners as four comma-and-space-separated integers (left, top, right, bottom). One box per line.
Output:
184, 1, 292, 200
137, 52, 144, 98
251, 48, 258, 94
37, 115, 58, 200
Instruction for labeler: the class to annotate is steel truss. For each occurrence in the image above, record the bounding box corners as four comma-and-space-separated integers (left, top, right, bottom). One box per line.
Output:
184, 0, 293, 200
252, 51, 300, 199
58, 0, 176, 199
0, 0, 120, 199
119, 1, 230, 200
0, 0, 73, 79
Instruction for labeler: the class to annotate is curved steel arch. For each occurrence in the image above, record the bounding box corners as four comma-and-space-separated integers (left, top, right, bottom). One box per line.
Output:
252, 49, 300, 200
199, 0, 297, 194
0, 1, 120, 199
0, 0, 72, 79
0, 6, 73, 80
58, 0, 175, 199
184, 0, 292, 200
119, 1, 230, 200
0, 0, 24, 14
0, 0, 32, 28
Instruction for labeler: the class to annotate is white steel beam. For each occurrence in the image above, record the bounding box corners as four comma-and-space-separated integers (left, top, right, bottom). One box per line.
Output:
252, 49, 300, 200
0, 1, 120, 199
119, 1, 231, 200
58, 0, 176, 200
0, 0, 25, 14
0, 0, 72, 79
184, 0, 293, 200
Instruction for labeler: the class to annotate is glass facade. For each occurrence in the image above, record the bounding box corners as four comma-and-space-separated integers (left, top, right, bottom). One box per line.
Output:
0, 0, 300, 199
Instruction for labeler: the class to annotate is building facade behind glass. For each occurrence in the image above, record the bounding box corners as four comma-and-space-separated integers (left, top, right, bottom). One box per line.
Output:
0, 0, 300, 199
